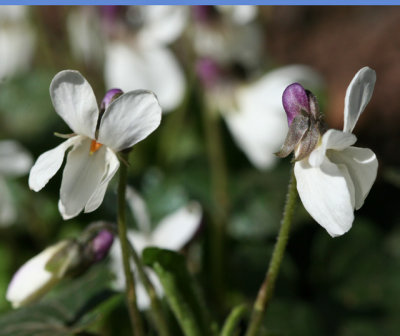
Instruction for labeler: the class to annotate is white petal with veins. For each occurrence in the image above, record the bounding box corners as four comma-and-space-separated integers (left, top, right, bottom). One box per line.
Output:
98, 90, 161, 152
50, 70, 99, 138
295, 158, 355, 237
59, 138, 107, 220
29, 136, 81, 192
328, 146, 378, 210
343, 67, 376, 133
85, 148, 120, 213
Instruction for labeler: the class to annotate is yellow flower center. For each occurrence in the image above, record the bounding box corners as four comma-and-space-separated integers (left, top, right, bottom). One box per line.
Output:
89, 140, 103, 155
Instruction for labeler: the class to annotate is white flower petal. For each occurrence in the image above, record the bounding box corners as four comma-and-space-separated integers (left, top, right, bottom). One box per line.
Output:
0, 178, 16, 226
135, 269, 163, 310
28, 136, 81, 192
97, 90, 161, 152
84, 148, 120, 213
67, 8, 104, 66
152, 202, 202, 250
109, 231, 151, 292
294, 158, 355, 237
109, 234, 163, 310
0, 140, 32, 176
223, 65, 322, 170
0, 23, 35, 81
59, 138, 107, 220
328, 146, 378, 210
137, 6, 188, 46
343, 67, 376, 133
126, 186, 152, 235
50, 70, 99, 138
6, 241, 68, 308
104, 42, 184, 112
308, 129, 357, 167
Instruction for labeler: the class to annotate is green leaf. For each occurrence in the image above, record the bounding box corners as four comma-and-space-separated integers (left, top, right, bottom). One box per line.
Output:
143, 247, 217, 336
0, 265, 115, 336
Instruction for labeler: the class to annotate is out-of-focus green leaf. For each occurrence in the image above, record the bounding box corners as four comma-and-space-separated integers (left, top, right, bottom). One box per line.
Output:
0, 265, 115, 336
143, 247, 217, 336
0, 68, 56, 139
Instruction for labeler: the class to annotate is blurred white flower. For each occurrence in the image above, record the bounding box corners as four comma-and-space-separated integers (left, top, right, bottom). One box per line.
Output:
283, 67, 378, 237
67, 7, 105, 67
192, 6, 261, 69
0, 6, 35, 81
0, 140, 32, 226
104, 6, 187, 112
6, 227, 114, 308
197, 63, 323, 170
28, 70, 161, 220
109, 187, 202, 310
216, 5, 258, 25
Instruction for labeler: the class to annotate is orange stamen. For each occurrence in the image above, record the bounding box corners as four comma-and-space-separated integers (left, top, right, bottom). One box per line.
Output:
90, 140, 103, 155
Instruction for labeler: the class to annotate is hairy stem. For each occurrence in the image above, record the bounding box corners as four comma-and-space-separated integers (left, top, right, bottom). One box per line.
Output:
245, 168, 298, 336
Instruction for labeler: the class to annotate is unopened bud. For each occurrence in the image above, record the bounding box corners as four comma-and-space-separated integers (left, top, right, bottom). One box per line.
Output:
101, 88, 123, 111
6, 241, 72, 308
276, 83, 325, 161
90, 229, 114, 262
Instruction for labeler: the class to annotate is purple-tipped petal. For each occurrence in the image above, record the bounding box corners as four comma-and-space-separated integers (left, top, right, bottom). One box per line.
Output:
282, 83, 310, 126
101, 88, 123, 110
92, 230, 114, 262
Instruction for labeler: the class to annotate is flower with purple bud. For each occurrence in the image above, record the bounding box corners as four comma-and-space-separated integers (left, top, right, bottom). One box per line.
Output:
278, 67, 378, 237
28, 70, 161, 220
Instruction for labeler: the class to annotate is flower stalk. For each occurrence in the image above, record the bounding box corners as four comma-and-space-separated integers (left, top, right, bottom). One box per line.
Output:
117, 151, 144, 336
245, 168, 297, 336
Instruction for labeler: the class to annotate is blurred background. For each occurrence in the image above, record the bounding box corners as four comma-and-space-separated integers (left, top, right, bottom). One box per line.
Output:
0, 5, 399, 336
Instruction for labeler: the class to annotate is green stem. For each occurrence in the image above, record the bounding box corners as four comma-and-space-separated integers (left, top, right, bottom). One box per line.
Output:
245, 168, 298, 336
220, 304, 247, 336
127, 241, 171, 336
202, 105, 229, 308
117, 152, 144, 336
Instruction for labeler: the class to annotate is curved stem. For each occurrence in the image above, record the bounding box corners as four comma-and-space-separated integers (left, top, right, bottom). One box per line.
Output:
117, 152, 144, 336
245, 168, 298, 336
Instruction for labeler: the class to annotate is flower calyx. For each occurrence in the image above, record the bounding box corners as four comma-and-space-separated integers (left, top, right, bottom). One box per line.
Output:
276, 83, 326, 161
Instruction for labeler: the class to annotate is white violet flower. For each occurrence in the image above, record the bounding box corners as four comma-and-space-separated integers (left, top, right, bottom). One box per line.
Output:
28, 70, 161, 220
278, 66, 378, 237
104, 6, 187, 112
109, 186, 202, 309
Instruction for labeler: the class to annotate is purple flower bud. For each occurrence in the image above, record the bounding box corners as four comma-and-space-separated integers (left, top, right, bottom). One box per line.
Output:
101, 88, 123, 110
193, 6, 214, 23
92, 230, 114, 262
282, 83, 310, 126
196, 58, 221, 88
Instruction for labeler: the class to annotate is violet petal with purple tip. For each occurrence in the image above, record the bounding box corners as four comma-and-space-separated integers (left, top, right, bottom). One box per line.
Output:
282, 83, 310, 126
